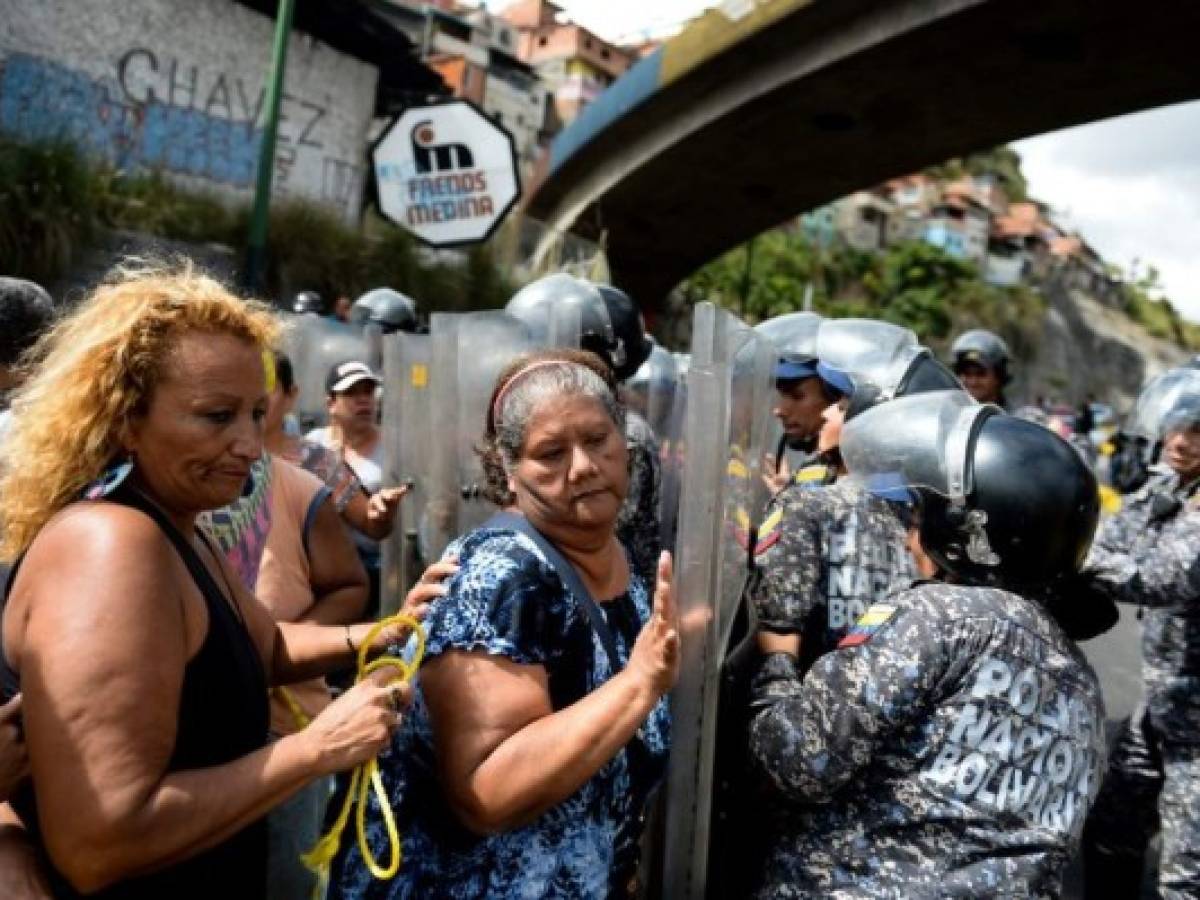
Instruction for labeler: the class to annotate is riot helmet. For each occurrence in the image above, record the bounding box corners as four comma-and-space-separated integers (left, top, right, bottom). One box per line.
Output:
626, 339, 679, 419
842, 390, 1099, 589
293, 290, 325, 315
351, 288, 419, 334
809, 318, 959, 418
951, 329, 1011, 376
951, 329, 1011, 406
756, 311, 824, 382
1127, 367, 1200, 477
589, 282, 654, 380
508, 273, 610, 348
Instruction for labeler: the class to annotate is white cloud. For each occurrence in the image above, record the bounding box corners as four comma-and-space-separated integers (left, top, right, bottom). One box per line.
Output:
484, 0, 709, 43
1014, 100, 1200, 322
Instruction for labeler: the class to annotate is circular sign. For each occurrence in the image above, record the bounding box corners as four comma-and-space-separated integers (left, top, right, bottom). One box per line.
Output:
372, 100, 521, 247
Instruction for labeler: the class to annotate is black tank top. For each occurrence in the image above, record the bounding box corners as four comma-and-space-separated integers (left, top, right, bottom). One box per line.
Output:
1, 485, 269, 898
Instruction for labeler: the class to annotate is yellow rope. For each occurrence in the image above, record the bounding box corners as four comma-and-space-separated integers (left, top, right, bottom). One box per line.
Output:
301, 614, 426, 894
275, 686, 312, 730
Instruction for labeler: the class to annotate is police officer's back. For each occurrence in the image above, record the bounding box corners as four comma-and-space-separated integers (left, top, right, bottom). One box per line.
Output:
748, 391, 1110, 899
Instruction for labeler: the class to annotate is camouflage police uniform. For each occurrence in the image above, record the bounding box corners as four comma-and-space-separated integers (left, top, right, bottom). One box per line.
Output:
749, 581, 1107, 899
618, 409, 663, 589
1083, 472, 1200, 899
751, 476, 914, 674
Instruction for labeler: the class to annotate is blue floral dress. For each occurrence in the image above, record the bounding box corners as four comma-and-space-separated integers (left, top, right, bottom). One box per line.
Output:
329, 526, 672, 900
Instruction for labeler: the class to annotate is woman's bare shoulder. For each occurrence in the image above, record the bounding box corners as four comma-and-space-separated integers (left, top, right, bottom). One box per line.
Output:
16, 501, 181, 606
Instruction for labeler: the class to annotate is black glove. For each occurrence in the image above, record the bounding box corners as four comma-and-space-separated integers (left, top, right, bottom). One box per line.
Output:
1044, 572, 1120, 641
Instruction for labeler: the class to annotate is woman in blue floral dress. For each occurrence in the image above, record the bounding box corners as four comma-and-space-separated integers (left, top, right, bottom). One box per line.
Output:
331, 349, 678, 900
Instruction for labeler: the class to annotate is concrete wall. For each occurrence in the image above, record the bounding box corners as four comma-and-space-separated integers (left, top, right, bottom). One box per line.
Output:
0, 0, 379, 221
483, 70, 544, 168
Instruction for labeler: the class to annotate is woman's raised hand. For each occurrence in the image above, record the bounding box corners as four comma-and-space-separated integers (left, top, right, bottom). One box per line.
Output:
301, 668, 411, 775
627, 552, 681, 698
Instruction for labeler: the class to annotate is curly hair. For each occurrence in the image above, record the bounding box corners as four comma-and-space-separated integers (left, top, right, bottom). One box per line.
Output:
477, 349, 623, 507
0, 261, 280, 560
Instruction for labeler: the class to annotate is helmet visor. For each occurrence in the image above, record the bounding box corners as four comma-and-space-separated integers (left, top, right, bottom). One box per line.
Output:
1129, 368, 1200, 441
841, 390, 989, 500
755, 311, 823, 358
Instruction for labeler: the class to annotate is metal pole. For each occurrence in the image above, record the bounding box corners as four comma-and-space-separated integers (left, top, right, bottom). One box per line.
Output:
244, 0, 296, 293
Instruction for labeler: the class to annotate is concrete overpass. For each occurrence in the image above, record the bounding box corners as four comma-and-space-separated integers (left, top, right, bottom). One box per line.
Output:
525, 0, 1200, 308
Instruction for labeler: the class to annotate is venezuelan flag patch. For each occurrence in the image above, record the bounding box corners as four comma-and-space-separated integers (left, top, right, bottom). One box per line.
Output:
754, 507, 784, 556
838, 604, 898, 648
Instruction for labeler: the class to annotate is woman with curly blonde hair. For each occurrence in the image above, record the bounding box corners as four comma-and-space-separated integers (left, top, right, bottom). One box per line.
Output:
0, 264, 417, 899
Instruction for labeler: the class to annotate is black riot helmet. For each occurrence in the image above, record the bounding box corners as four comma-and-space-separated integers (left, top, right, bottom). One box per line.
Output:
589, 282, 654, 380
293, 290, 325, 315
350, 288, 419, 334
951, 328, 1012, 383
506, 273, 650, 380
843, 390, 1099, 590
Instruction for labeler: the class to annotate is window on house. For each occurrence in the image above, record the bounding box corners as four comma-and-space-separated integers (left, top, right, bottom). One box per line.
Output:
539, 36, 548, 46
584, 37, 593, 49
601, 47, 610, 59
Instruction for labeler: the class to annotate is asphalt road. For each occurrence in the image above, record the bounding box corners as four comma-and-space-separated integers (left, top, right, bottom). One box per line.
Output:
1064, 603, 1156, 899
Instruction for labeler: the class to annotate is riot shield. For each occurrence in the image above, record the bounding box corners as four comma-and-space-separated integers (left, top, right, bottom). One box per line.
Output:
626, 343, 686, 552
282, 314, 368, 432
422, 310, 580, 562
661, 303, 777, 900
378, 332, 431, 615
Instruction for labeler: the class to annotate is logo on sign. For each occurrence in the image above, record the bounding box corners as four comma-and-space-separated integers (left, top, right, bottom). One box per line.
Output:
373, 101, 520, 247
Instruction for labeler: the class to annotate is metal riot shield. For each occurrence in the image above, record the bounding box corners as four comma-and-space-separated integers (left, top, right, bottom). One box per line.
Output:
661, 303, 777, 900
422, 310, 580, 562
378, 332, 431, 615
282, 314, 368, 432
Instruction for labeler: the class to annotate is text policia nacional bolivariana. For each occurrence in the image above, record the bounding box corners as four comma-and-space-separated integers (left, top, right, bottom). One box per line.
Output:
920, 656, 1102, 837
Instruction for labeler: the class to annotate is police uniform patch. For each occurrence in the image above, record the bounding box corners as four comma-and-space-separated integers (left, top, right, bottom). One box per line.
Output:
838, 603, 897, 648
793, 463, 832, 487
754, 507, 784, 556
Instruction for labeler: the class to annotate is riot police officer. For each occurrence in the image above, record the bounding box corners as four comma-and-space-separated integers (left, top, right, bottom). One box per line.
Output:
951, 328, 1012, 408
506, 273, 659, 587
751, 319, 960, 672
1082, 367, 1200, 900
755, 312, 834, 491
750, 390, 1109, 898
350, 287, 420, 334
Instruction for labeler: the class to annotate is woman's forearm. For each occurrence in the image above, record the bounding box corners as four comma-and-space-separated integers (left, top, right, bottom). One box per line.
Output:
270, 618, 407, 685
270, 621, 357, 685
452, 670, 659, 834
300, 585, 368, 627
47, 734, 317, 893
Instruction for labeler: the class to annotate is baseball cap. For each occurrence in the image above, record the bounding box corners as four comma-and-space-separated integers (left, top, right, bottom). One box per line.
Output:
325, 360, 381, 394
815, 361, 855, 397
774, 354, 820, 381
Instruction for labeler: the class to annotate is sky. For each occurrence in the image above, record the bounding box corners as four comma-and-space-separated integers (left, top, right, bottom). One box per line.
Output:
487, 1, 1200, 320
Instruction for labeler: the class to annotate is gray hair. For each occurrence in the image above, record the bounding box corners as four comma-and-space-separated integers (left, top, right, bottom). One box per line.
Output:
479, 355, 624, 506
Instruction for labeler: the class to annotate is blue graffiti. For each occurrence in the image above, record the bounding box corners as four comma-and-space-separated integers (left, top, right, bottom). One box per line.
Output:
0, 53, 262, 187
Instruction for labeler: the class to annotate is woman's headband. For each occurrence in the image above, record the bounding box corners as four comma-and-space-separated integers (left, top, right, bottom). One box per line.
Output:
489, 359, 588, 432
